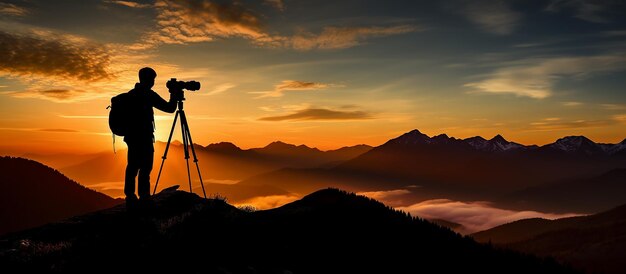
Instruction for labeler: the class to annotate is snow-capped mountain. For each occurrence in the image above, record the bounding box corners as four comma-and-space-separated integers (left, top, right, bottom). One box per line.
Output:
546, 136, 626, 156
465, 135, 525, 152
387, 129, 626, 156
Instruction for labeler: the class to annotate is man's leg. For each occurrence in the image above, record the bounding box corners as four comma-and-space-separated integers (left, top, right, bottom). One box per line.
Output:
137, 141, 154, 199
125, 142, 139, 200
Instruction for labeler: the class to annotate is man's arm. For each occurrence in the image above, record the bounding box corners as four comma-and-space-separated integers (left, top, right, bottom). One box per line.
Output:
151, 90, 177, 113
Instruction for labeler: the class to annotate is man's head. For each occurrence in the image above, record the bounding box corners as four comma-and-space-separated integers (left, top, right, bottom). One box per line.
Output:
138, 67, 157, 89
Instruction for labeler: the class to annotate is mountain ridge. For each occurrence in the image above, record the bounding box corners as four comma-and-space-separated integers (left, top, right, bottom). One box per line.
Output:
0, 157, 120, 235
0, 187, 577, 274
472, 203, 626, 274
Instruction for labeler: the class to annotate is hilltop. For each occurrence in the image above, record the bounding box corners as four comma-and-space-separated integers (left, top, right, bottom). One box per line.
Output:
0, 187, 576, 274
0, 157, 120, 235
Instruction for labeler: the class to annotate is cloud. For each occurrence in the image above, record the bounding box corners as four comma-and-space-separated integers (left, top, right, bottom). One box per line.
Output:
398, 199, 580, 234
546, 0, 626, 23
358, 189, 411, 200
259, 107, 373, 121
460, 0, 522, 35
288, 25, 418, 50
601, 103, 626, 110
264, 0, 284, 11
0, 2, 28, 16
465, 55, 626, 99
358, 189, 412, 207
614, 114, 626, 123
37, 128, 80, 133
0, 30, 112, 81
602, 30, 626, 37
143, 0, 418, 50
198, 83, 236, 96
10, 89, 89, 102
59, 115, 108, 119
562, 101, 583, 107
527, 118, 615, 131
235, 194, 299, 210
148, 0, 267, 45
105, 0, 153, 9
251, 80, 330, 98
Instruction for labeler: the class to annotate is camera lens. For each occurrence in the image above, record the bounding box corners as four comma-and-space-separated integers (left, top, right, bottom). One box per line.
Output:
185, 81, 200, 91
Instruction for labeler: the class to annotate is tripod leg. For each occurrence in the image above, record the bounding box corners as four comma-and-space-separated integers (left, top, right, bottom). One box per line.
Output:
179, 111, 207, 199
180, 115, 193, 194
153, 110, 180, 195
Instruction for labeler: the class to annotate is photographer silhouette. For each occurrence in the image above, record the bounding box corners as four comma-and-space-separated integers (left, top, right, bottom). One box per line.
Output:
123, 67, 181, 204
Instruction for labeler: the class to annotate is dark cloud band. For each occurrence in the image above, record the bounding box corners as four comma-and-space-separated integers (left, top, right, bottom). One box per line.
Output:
0, 31, 112, 81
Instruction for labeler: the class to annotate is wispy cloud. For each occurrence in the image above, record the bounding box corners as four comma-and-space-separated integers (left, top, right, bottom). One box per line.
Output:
60, 115, 108, 119
358, 189, 412, 207
601, 103, 626, 110
251, 80, 330, 98
0, 30, 112, 81
602, 30, 626, 37
288, 25, 418, 50
614, 114, 626, 123
10, 89, 89, 102
563, 101, 583, 107
0, 127, 91, 134
465, 55, 626, 99
200, 83, 236, 96
546, 0, 625, 23
0, 2, 28, 16
398, 199, 580, 233
37, 128, 80, 133
460, 0, 522, 35
527, 118, 614, 131
259, 107, 373, 121
105, 0, 153, 9
358, 189, 411, 200
142, 0, 418, 50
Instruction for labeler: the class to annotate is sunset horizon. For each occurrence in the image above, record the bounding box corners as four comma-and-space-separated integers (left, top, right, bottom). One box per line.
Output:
1, 0, 625, 155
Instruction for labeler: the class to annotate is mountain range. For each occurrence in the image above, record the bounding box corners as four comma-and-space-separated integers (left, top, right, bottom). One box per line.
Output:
239, 129, 626, 213
0, 187, 577, 274
38, 141, 371, 200
472, 203, 626, 274
16, 129, 626, 213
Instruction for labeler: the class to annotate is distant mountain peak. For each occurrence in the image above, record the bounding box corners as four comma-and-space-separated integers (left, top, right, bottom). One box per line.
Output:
490, 134, 507, 143
557, 135, 593, 143
388, 129, 431, 145
466, 136, 487, 142
259, 141, 322, 154
205, 142, 242, 152
549, 135, 602, 155
264, 141, 295, 149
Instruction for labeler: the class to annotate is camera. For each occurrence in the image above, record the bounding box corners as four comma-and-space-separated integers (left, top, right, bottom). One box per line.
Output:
166, 78, 201, 91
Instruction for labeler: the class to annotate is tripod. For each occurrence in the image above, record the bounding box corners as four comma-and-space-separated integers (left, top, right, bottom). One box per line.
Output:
152, 98, 207, 198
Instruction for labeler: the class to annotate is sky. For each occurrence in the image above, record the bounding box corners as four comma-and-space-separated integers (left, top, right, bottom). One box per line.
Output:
1, 0, 626, 154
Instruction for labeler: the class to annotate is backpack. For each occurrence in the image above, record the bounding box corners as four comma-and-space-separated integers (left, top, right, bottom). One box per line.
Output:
108, 92, 134, 136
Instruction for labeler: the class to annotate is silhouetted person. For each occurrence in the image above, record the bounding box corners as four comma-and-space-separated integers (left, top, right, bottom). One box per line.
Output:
124, 67, 180, 204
